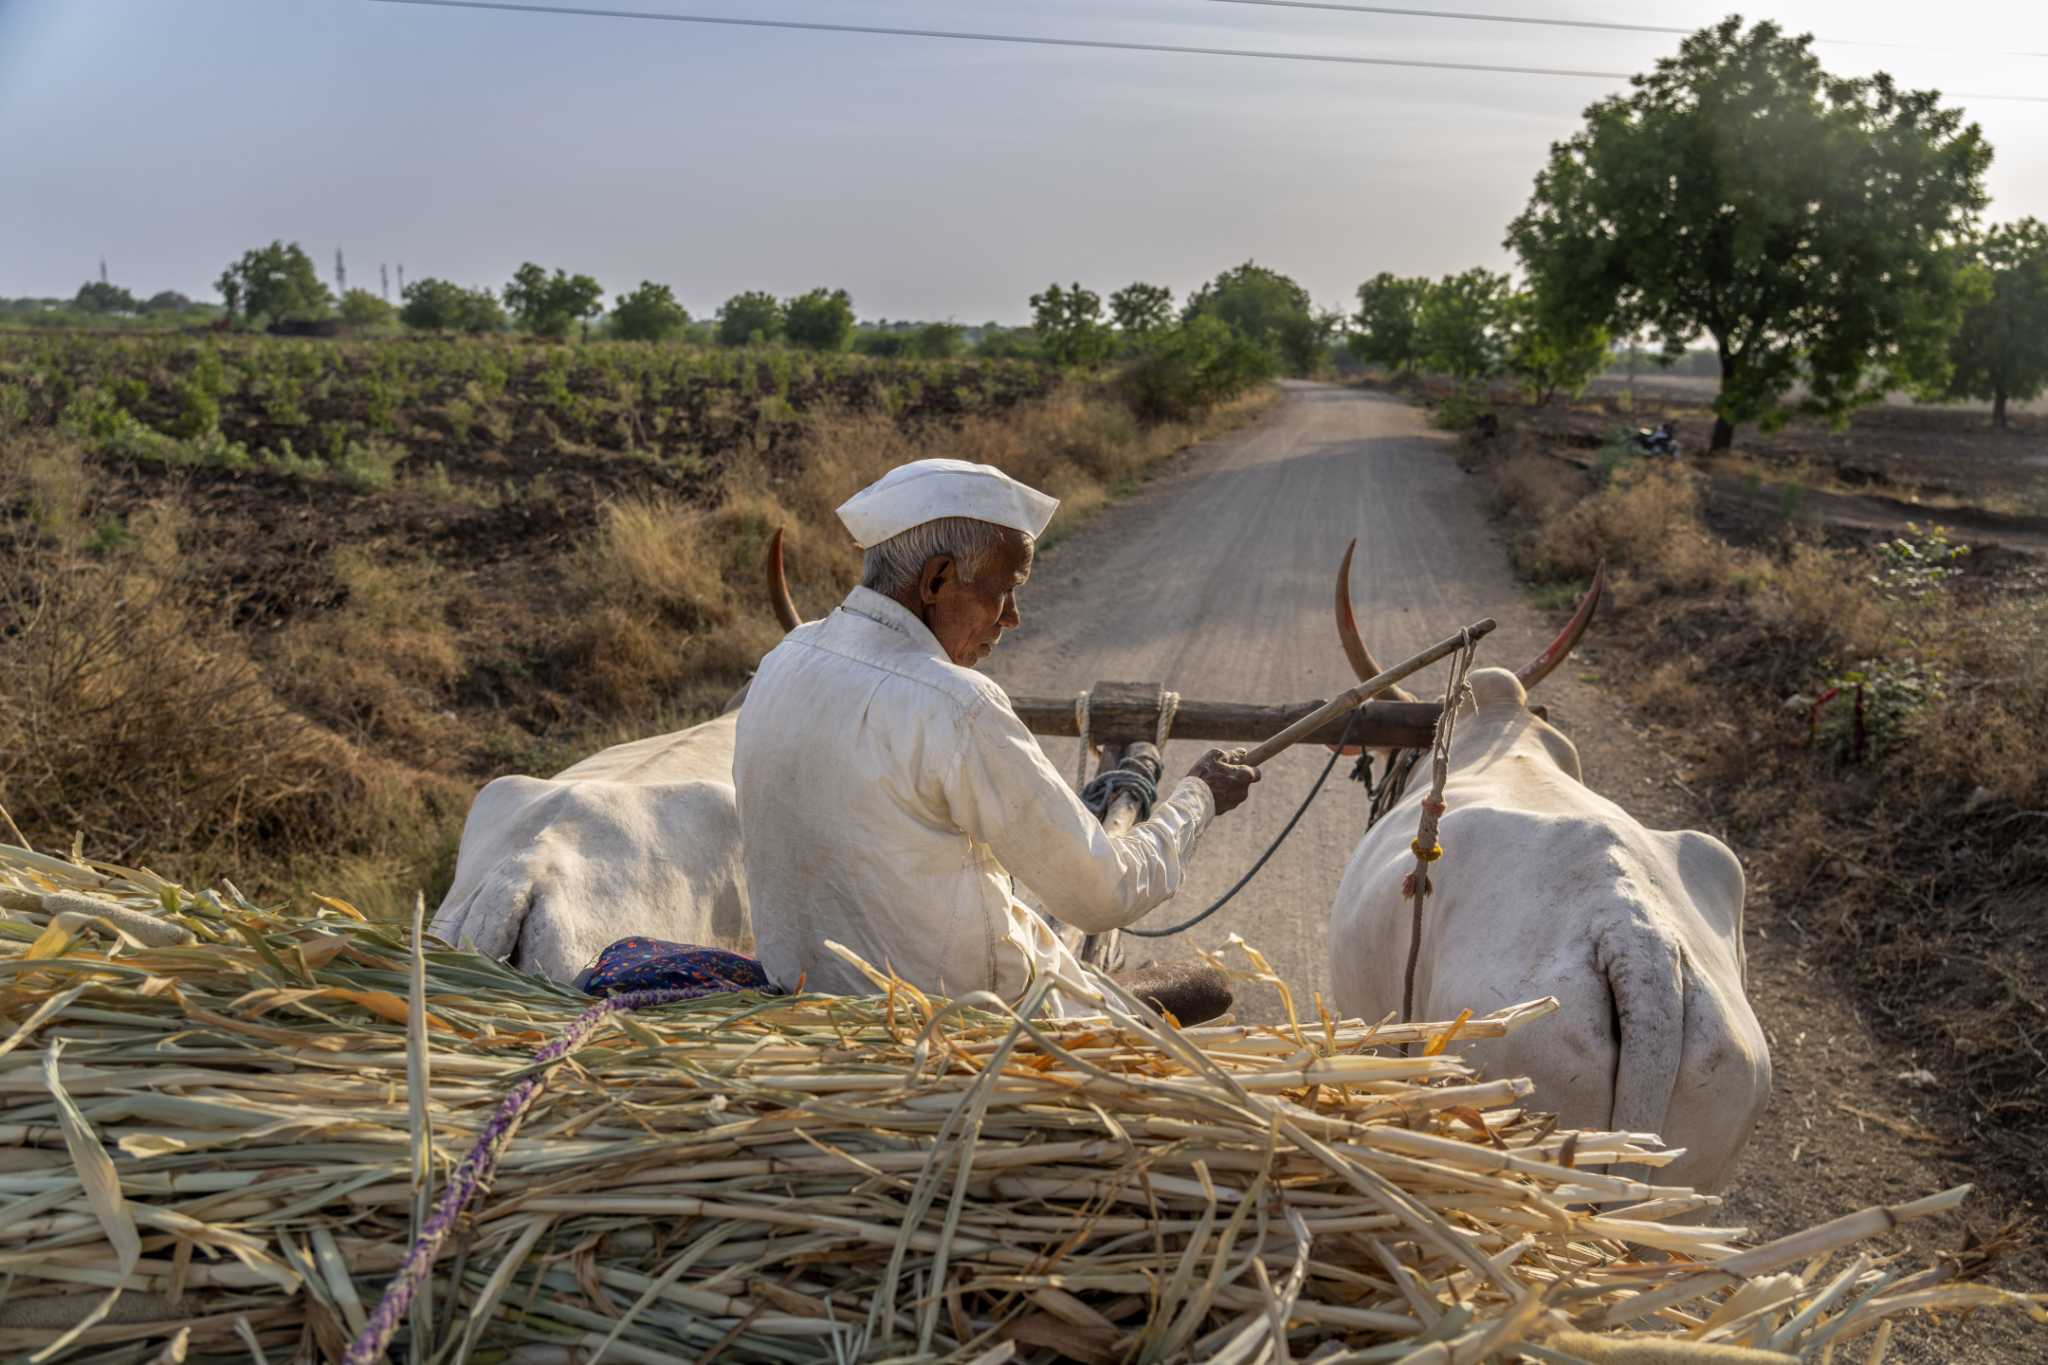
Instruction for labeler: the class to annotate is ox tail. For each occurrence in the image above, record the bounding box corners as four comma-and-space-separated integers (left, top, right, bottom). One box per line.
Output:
1603, 934, 1686, 1150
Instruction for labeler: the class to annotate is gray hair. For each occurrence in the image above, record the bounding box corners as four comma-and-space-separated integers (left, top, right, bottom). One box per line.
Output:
860, 517, 1023, 597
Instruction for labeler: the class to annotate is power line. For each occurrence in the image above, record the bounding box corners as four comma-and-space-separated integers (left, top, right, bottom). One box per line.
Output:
363, 0, 2048, 102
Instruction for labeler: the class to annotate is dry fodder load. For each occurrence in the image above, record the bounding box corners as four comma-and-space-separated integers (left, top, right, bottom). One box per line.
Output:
0, 845, 2039, 1363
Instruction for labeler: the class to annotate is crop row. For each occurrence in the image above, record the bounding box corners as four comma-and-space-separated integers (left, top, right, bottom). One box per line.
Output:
0, 334, 1060, 488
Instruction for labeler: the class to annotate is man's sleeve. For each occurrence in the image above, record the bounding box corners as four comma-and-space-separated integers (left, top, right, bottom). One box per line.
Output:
940, 691, 1216, 935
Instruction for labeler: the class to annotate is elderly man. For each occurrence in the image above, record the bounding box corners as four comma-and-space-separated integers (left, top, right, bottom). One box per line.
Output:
735, 458, 1259, 1022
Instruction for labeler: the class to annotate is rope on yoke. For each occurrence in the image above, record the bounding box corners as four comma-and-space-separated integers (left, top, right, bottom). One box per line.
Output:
1082, 768, 1160, 822
343, 985, 711, 1365
1125, 706, 1362, 939
1400, 630, 1479, 1026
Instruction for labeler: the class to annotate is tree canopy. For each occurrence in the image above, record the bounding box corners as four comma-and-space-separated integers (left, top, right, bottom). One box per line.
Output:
338, 289, 395, 329
1348, 274, 1427, 373
1502, 292, 1609, 406
1946, 218, 2048, 429
142, 290, 194, 314
610, 281, 690, 342
784, 288, 856, 352
504, 263, 604, 339
218, 241, 332, 324
74, 281, 138, 314
1506, 18, 1990, 449
1184, 261, 1327, 374
400, 278, 505, 334
1109, 283, 1174, 342
1416, 269, 1511, 387
1030, 283, 1112, 367
716, 291, 785, 347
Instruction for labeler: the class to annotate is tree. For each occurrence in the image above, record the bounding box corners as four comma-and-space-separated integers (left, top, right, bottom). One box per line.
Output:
1416, 269, 1511, 386
1507, 19, 1990, 451
1946, 219, 2048, 430
1503, 292, 1610, 405
1109, 282, 1174, 343
217, 241, 332, 324
141, 290, 194, 314
1029, 282, 1112, 367
74, 281, 138, 314
338, 288, 396, 329
716, 291, 785, 347
1348, 273, 1427, 373
1118, 316, 1277, 423
503, 262, 604, 339
610, 281, 690, 342
910, 322, 964, 359
1183, 261, 1327, 374
784, 287, 856, 352
401, 278, 504, 334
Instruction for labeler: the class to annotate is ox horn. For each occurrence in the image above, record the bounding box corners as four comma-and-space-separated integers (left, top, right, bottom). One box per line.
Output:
767, 527, 804, 632
1335, 538, 1419, 703
1515, 560, 1605, 691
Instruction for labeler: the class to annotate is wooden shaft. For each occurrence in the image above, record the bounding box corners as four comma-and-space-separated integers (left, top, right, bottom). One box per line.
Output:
1012, 696, 1444, 750
1239, 618, 1494, 768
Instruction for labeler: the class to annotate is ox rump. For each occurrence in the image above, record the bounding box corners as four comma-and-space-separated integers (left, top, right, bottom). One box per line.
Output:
1325, 546, 1770, 1191
430, 711, 752, 984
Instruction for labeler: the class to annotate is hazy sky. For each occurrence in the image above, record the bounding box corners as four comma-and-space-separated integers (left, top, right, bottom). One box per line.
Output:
4, 0, 2044, 321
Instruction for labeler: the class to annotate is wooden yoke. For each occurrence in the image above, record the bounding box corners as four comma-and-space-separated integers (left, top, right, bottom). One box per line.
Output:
1012, 692, 1442, 751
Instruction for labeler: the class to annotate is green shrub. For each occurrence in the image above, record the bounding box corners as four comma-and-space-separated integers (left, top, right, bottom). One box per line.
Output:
336, 437, 406, 491
1116, 316, 1274, 423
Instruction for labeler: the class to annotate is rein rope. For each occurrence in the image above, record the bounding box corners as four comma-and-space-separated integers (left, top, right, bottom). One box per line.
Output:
1400, 630, 1478, 1025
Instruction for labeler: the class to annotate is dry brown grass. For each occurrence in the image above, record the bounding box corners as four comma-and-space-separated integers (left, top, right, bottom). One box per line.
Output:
1466, 416, 2048, 1212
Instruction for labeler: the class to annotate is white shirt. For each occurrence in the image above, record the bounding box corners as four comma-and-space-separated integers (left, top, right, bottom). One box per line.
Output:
734, 586, 1216, 1008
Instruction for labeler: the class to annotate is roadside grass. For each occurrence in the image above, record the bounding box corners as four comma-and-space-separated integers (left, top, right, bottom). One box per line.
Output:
0, 376, 1275, 918
1462, 432, 2048, 1211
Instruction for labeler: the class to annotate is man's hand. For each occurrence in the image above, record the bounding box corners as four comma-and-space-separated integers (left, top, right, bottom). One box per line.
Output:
1188, 747, 1260, 817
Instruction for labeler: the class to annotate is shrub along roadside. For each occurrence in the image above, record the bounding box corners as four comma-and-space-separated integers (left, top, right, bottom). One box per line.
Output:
1460, 431, 2048, 1207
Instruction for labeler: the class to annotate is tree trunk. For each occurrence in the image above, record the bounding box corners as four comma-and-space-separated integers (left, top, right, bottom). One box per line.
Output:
1712, 340, 1737, 452
1993, 387, 2008, 431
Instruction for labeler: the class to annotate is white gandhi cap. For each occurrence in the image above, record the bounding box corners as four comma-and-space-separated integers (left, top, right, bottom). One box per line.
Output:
835, 458, 1059, 550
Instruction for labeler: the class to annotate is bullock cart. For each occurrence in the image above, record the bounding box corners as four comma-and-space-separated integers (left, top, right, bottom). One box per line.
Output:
3, 846, 2042, 1363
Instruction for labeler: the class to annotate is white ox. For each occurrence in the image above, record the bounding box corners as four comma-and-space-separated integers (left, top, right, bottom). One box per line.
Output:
430, 533, 804, 983
1325, 546, 1770, 1190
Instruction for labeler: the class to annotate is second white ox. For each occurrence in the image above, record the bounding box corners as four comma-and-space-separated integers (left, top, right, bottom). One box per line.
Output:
1325, 547, 1770, 1191
429, 534, 803, 983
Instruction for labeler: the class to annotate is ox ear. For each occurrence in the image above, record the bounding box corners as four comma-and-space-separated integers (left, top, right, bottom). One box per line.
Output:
1514, 559, 1604, 692
1335, 538, 1418, 704
767, 527, 804, 633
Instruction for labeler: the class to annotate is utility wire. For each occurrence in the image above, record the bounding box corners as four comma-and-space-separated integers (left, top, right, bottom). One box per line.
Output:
363, 0, 2048, 102
1184, 0, 1995, 56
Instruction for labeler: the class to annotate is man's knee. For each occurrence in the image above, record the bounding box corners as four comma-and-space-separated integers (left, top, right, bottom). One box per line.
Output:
1115, 962, 1233, 1026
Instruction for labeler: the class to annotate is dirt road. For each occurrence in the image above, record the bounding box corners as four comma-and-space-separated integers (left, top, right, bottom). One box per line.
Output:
988, 380, 1560, 1012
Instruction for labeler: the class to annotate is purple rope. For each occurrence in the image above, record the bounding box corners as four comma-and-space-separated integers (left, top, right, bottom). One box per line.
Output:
343, 986, 708, 1365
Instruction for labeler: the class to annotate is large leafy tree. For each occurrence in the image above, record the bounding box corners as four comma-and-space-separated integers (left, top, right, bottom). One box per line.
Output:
142, 290, 194, 314
610, 281, 690, 342
716, 291, 785, 347
504, 263, 604, 339
218, 241, 332, 324
1946, 219, 2048, 429
1417, 269, 1511, 386
1029, 282, 1112, 367
1349, 273, 1428, 373
1184, 261, 1326, 374
784, 288, 856, 352
1109, 282, 1174, 343
1507, 18, 1990, 450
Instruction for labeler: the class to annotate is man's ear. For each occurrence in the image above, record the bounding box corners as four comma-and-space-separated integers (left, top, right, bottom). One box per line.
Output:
919, 554, 955, 605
